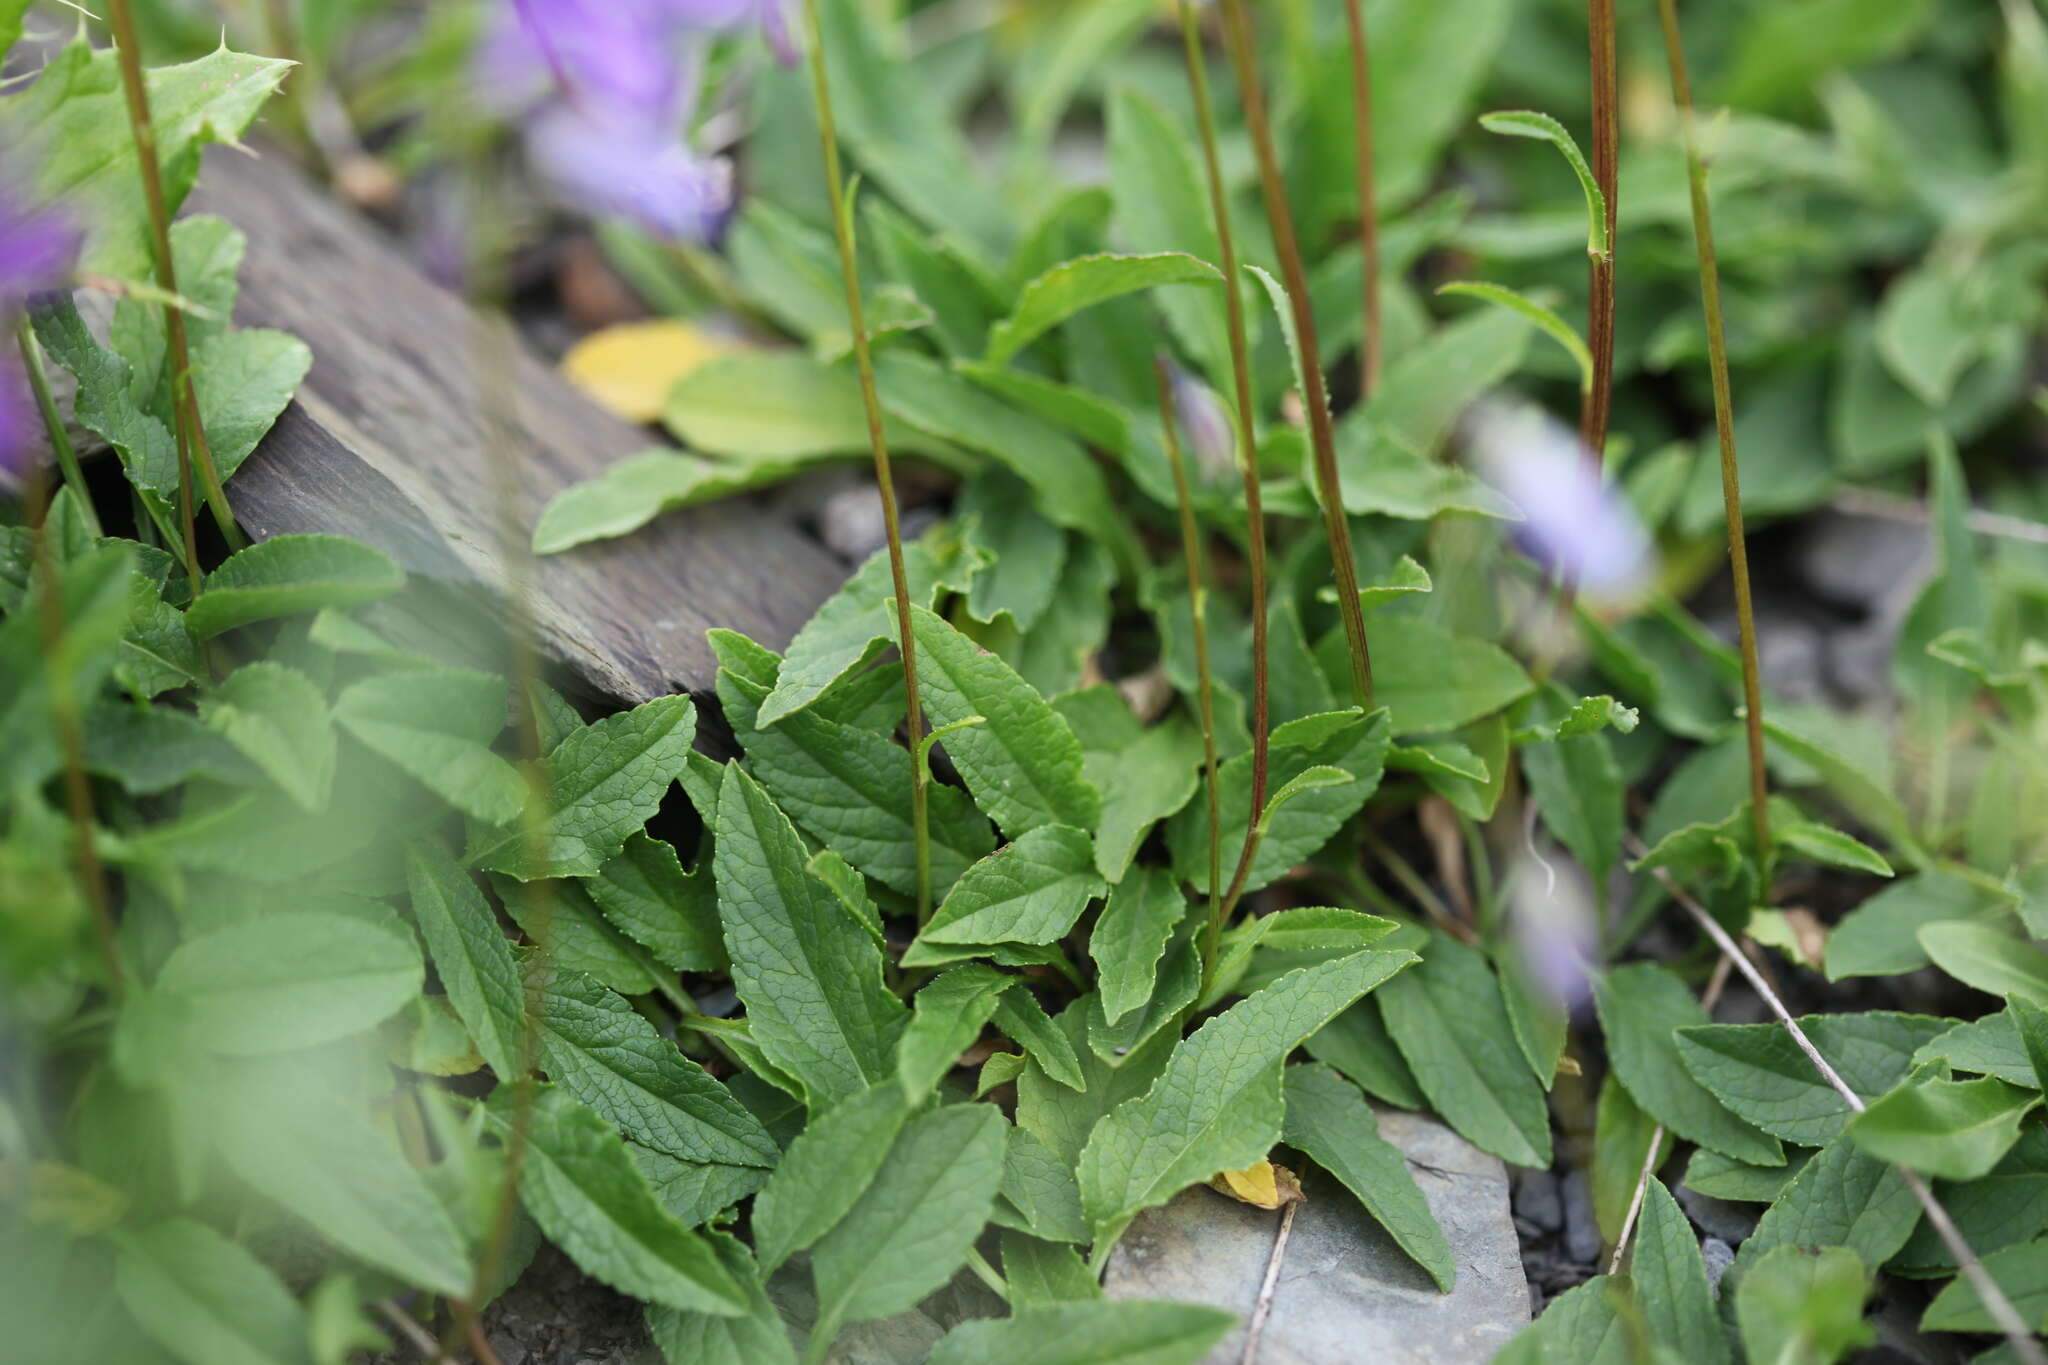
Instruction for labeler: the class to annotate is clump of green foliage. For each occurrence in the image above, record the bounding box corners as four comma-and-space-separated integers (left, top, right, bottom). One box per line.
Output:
4, 3, 2048, 1364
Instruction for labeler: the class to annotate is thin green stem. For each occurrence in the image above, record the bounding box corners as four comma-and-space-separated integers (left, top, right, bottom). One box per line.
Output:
1175, 0, 1271, 939
1157, 359, 1225, 997
964, 1248, 1010, 1304
105, 0, 245, 562
15, 315, 100, 537
1341, 0, 1381, 400
1651, 0, 1771, 877
1360, 825, 1472, 945
801, 1299, 847, 1365
1217, 0, 1373, 709
802, 0, 932, 924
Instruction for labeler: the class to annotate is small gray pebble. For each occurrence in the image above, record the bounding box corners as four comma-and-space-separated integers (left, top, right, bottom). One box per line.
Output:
1677, 1184, 1761, 1244
1512, 1169, 1564, 1234
1701, 1237, 1736, 1299
819, 483, 890, 564
1561, 1168, 1602, 1265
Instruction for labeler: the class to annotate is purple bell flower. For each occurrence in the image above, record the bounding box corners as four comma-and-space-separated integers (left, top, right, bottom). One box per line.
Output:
526, 102, 735, 244
1464, 397, 1652, 599
476, 0, 682, 119
1165, 361, 1238, 491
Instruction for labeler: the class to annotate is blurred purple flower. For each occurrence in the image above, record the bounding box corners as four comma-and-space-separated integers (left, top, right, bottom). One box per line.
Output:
1465, 397, 1653, 598
1165, 361, 1237, 489
1507, 859, 1598, 1012
476, 0, 682, 119
0, 177, 78, 310
526, 104, 735, 243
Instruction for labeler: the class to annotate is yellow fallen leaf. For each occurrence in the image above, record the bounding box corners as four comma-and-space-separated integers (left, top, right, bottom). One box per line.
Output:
1209, 1160, 1305, 1210
561, 319, 730, 424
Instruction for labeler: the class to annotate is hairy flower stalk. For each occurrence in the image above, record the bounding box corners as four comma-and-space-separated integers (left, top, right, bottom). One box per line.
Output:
1342, 0, 1382, 400
1173, 0, 1271, 929
1218, 0, 1374, 710
105, 0, 245, 573
1652, 0, 1770, 873
800, 0, 932, 923
1156, 359, 1225, 993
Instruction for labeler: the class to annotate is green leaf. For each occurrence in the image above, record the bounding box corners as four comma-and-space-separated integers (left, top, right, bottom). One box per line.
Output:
1283, 1064, 1454, 1292
898, 966, 1011, 1101
917, 825, 1104, 948
496, 876, 655, 997
1055, 687, 1204, 883
80, 702, 254, 795
1762, 712, 1922, 863
1367, 616, 1534, 736
470, 694, 696, 881
335, 668, 523, 825
583, 833, 725, 975
711, 764, 906, 1109
925, 1300, 1236, 1365
1920, 1235, 2048, 1334
189, 328, 311, 481
1683, 1148, 1811, 1204
994, 988, 1088, 1090
1090, 865, 1190, 1025
1735, 1246, 1872, 1365
1478, 111, 1608, 259
1673, 1012, 1953, 1145
908, 605, 1101, 838
986, 252, 1222, 365
186, 536, 405, 640
1436, 282, 1593, 390
1379, 935, 1554, 1167
1088, 932, 1201, 1065
1520, 685, 1623, 893
1594, 963, 1784, 1166
1592, 1076, 1660, 1242
157, 910, 421, 1055
114, 1218, 311, 1365
1733, 1133, 1918, 1278
750, 1082, 910, 1276
1918, 921, 2048, 1003
2014, 995, 2048, 1093
716, 635, 993, 898
1304, 999, 1425, 1110
406, 843, 523, 1082
646, 1229, 795, 1365
961, 470, 1069, 633
662, 350, 959, 465
999, 1231, 1101, 1309
875, 352, 1138, 570
1017, 1003, 1177, 1166
1847, 1075, 2040, 1181
1777, 819, 1892, 877
1918, 1009, 2043, 1087
1354, 555, 1434, 610
1078, 949, 1416, 1245
1825, 870, 1990, 979
532, 967, 780, 1168
994, 1123, 1090, 1245
756, 527, 982, 726
811, 1104, 1008, 1327
7, 41, 293, 280
1168, 708, 1391, 898
535, 450, 801, 554
205, 661, 336, 813
1105, 89, 1234, 386
486, 1086, 747, 1315
1631, 1180, 1730, 1365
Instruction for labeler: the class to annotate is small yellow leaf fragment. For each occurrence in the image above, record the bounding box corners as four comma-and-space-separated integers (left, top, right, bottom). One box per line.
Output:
1209, 1160, 1305, 1210
561, 320, 731, 424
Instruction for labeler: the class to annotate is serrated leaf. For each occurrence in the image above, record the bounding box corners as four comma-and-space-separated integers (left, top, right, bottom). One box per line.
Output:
1918, 921, 2048, 1003
1917, 1009, 2041, 1086
1379, 935, 1554, 1166
1304, 998, 1425, 1110
406, 842, 523, 1081
1000, 1230, 1101, 1308
1594, 964, 1784, 1166
583, 833, 725, 975
1017, 1003, 1177, 1167
907, 605, 1100, 838
531, 967, 779, 1168
925, 1299, 1236, 1365
185, 536, 404, 639
634, 1148, 769, 1231
1368, 616, 1534, 736
1847, 1075, 2040, 1181
1683, 1148, 1811, 1204
898, 966, 1010, 1101
716, 635, 993, 898
1673, 1012, 1953, 1145
1824, 870, 1989, 979
157, 910, 421, 1055
1283, 1063, 1454, 1292
1055, 687, 1204, 883
646, 1227, 795, 1365
2014, 994, 2048, 1093
711, 764, 905, 1109
1733, 1133, 1918, 1279
1078, 948, 1415, 1245
961, 470, 1069, 632
80, 702, 255, 794
1920, 1236, 2048, 1333
205, 661, 335, 812
750, 1082, 910, 1274
114, 1217, 311, 1365
335, 668, 523, 825
917, 825, 1103, 948
1735, 1245, 1871, 1365
985, 252, 1222, 364
1088, 931, 1200, 1065
1478, 110, 1608, 259
496, 875, 654, 997
485, 1086, 747, 1314
995, 1123, 1090, 1245
1090, 866, 1189, 1025
994, 987, 1087, 1090
470, 694, 695, 880
1631, 1180, 1729, 1365
811, 1104, 1008, 1327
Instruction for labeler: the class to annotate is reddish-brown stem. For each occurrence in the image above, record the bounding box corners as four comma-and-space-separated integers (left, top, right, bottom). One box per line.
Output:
1217, 0, 1373, 709
1174, 0, 1270, 932
1580, 0, 1619, 467
1651, 0, 1769, 872
1342, 0, 1382, 400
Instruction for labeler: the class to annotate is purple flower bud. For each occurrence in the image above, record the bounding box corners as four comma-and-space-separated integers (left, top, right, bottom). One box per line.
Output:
1507, 859, 1598, 1012
0, 175, 79, 310
525, 103, 736, 244
1166, 362, 1238, 490
1464, 397, 1652, 597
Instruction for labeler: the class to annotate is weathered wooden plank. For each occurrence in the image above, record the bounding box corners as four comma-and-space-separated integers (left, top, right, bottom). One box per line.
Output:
181, 144, 844, 703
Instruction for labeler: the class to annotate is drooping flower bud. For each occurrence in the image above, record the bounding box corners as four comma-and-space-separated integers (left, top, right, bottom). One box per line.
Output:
1464, 396, 1653, 600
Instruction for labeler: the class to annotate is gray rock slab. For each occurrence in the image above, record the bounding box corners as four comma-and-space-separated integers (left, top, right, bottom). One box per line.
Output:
1104, 1108, 1530, 1364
